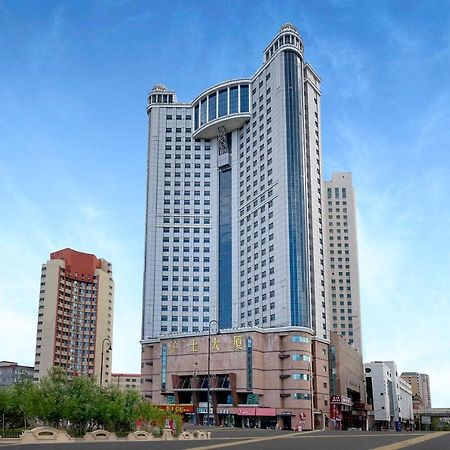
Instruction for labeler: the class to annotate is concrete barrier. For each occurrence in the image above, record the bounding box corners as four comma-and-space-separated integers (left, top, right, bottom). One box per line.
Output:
179, 431, 194, 440
162, 427, 175, 440
127, 430, 154, 440
16, 427, 210, 443
84, 430, 118, 441
191, 430, 211, 440
20, 427, 71, 443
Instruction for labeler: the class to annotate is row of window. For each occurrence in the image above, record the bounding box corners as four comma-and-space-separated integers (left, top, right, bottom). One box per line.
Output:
162, 285, 210, 292
161, 316, 210, 322
161, 325, 206, 333
240, 302, 275, 318
164, 113, 192, 121
327, 187, 347, 199
193, 83, 250, 130
163, 215, 210, 224
328, 201, 347, 207
264, 31, 302, 62
161, 305, 209, 312
164, 145, 207, 152
162, 276, 209, 284
161, 295, 210, 302
162, 266, 210, 273
165, 127, 192, 133
240, 267, 275, 285
332, 300, 353, 306
163, 172, 210, 181
162, 237, 210, 244
239, 314, 276, 328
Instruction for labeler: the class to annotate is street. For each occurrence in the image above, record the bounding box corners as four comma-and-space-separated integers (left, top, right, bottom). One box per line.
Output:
1, 429, 450, 449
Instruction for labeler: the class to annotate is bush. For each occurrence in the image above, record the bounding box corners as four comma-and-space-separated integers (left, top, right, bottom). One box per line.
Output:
0, 428, 24, 438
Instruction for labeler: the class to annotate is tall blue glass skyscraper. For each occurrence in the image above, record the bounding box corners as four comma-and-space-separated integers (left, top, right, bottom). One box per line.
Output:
142, 24, 327, 343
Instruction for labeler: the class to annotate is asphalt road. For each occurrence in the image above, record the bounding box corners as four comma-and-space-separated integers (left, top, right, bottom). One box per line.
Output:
1, 429, 450, 449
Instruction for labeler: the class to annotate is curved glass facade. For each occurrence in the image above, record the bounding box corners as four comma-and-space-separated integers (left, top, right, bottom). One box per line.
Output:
192, 82, 251, 138
284, 50, 310, 328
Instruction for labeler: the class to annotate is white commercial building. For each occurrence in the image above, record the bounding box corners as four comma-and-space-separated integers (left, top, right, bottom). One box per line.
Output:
365, 361, 413, 430
141, 23, 327, 342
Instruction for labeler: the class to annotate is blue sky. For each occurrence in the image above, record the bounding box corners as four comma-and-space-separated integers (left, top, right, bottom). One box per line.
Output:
1, 0, 450, 406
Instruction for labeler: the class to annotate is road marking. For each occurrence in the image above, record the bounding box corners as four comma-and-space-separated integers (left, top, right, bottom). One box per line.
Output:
184, 430, 317, 449
284, 433, 417, 439
372, 432, 450, 449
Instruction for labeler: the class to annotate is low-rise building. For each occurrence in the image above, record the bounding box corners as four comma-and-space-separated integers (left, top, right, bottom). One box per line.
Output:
141, 327, 330, 430
0, 361, 34, 387
111, 373, 141, 392
365, 361, 413, 431
328, 332, 370, 430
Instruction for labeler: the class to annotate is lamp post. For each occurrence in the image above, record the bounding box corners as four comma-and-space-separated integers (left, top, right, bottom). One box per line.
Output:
206, 319, 219, 426
100, 338, 112, 386
193, 363, 199, 425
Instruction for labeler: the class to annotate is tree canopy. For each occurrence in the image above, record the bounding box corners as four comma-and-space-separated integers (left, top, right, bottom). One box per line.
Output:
0, 368, 181, 435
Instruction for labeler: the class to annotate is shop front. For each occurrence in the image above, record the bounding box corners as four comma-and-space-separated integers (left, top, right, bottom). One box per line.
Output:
219, 406, 277, 428
329, 395, 352, 430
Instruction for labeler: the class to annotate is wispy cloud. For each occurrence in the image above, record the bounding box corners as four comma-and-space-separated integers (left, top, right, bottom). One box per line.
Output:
26, 3, 68, 75
308, 36, 370, 99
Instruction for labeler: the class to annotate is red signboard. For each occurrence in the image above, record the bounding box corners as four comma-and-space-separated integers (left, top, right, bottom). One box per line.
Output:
158, 404, 194, 414
238, 407, 256, 416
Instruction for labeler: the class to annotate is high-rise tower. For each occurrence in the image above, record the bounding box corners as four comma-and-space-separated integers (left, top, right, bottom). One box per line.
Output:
34, 248, 114, 383
142, 24, 326, 341
401, 372, 432, 409
323, 173, 362, 352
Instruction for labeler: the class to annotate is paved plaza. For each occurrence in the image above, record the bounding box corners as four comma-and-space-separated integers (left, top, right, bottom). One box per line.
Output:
1, 429, 450, 449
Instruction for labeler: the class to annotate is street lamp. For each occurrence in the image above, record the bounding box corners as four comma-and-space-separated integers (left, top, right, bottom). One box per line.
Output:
206, 319, 220, 426
193, 363, 200, 425
100, 338, 112, 386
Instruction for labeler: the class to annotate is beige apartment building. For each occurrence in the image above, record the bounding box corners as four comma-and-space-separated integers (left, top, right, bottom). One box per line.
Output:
401, 372, 431, 409
34, 248, 114, 384
142, 327, 329, 430
324, 173, 363, 352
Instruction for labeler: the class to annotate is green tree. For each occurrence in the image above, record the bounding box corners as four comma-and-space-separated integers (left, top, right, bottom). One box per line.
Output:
64, 375, 100, 434
33, 367, 69, 427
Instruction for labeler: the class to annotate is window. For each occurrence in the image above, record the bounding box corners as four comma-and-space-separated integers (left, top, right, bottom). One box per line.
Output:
209, 94, 216, 121
293, 393, 311, 400
292, 336, 309, 343
218, 89, 227, 117
291, 354, 311, 362
230, 86, 238, 113
292, 373, 310, 380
